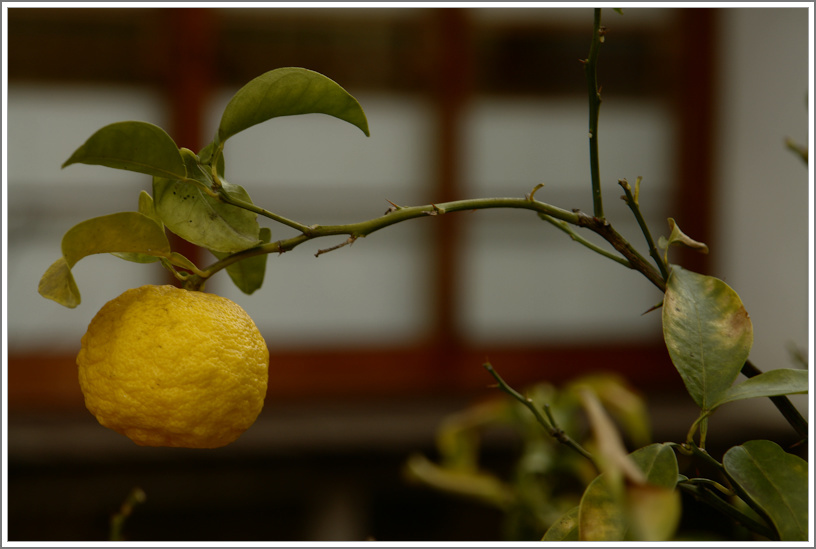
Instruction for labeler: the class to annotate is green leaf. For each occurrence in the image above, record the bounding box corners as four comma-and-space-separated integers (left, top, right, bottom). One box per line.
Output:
578, 444, 680, 541
217, 67, 370, 143
198, 141, 225, 178
168, 252, 200, 273
662, 266, 754, 410
542, 506, 579, 541
631, 443, 680, 489
38, 212, 172, 307
60, 212, 171, 268
113, 191, 164, 263
658, 218, 709, 265
712, 369, 809, 409
153, 176, 261, 254
723, 440, 808, 541
210, 227, 272, 295
62, 121, 186, 180
625, 444, 681, 541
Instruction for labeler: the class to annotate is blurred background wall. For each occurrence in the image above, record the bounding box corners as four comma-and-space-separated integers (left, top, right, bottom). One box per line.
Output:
4, 6, 810, 541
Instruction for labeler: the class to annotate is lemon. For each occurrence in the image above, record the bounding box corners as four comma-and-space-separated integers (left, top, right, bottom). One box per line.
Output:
77, 285, 269, 448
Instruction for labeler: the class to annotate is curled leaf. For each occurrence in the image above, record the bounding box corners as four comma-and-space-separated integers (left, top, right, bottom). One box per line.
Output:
38, 212, 172, 307
658, 218, 709, 264
38, 258, 81, 309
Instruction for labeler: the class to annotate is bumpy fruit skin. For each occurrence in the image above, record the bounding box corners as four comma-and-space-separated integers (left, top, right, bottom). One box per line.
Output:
77, 285, 269, 448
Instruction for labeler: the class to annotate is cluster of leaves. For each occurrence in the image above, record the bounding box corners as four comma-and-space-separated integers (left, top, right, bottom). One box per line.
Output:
38, 68, 369, 307
405, 374, 653, 539
407, 264, 808, 541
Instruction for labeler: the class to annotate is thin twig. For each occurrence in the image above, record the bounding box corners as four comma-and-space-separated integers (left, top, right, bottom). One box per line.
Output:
676, 482, 778, 540
619, 178, 669, 280
575, 211, 667, 292
217, 189, 314, 234
198, 195, 581, 280
682, 442, 725, 473
315, 236, 357, 257
584, 8, 605, 219
483, 362, 598, 471
539, 213, 631, 268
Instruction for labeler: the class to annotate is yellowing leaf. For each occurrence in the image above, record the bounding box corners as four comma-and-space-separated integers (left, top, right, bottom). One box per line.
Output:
578, 444, 680, 541
662, 266, 753, 411
38, 212, 172, 308
542, 506, 580, 541
626, 483, 682, 541
38, 257, 81, 309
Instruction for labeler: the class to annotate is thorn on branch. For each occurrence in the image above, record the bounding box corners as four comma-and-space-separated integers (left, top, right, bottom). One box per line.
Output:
384, 199, 404, 215
315, 236, 357, 257
641, 301, 663, 316
424, 203, 446, 216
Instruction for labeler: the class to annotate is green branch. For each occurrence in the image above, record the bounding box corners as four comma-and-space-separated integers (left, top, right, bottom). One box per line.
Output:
217, 189, 313, 234
196, 194, 583, 280
618, 178, 669, 280
539, 213, 631, 268
195, 189, 673, 298
575, 211, 667, 292
677, 481, 778, 540
584, 8, 605, 219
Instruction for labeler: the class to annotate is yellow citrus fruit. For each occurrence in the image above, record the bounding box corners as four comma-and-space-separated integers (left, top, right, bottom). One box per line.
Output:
77, 284, 268, 448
